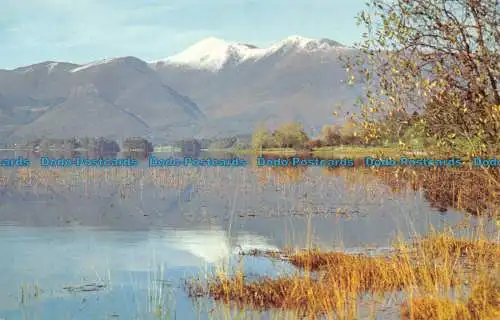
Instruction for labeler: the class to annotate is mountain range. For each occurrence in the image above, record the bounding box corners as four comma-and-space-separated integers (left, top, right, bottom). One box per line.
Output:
0, 35, 361, 144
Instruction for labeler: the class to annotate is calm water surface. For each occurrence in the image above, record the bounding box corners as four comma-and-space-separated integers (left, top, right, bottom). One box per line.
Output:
0, 152, 480, 319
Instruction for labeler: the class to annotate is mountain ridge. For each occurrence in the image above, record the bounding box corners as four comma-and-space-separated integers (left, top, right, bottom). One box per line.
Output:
0, 35, 361, 143
150, 35, 348, 71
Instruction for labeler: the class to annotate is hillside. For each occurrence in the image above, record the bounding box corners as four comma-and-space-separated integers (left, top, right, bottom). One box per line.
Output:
0, 36, 362, 143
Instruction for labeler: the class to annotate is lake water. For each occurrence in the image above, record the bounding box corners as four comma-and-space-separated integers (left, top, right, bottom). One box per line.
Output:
0, 152, 485, 319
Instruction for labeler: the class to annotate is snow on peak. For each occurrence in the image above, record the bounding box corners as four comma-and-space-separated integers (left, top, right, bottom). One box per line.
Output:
70, 58, 117, 73
70, 57, 146, 73
271, 35, 344, 52
157, 37, 266, 71
47, 62, 59, 69
156, 35, 344, 71
14, 61, 64, 74
47, 62, 61, 73
283, 35, 317, 43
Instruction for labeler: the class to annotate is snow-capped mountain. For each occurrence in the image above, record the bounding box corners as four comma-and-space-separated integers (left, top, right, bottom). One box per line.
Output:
152, 35, 359, 137
2, 57, 205, 142
0, 35, 360, 142
152, 35, 346, 72
152, 37, 266, 71
267, 35, 345, 53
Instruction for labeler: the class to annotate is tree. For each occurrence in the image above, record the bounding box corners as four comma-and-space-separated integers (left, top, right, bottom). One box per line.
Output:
308, 139, 323, 149
39, 139, 50, 152
344, 0, 500, 155
62, 138, 79, 150
321, 124, 342, 146
95, 137, 120, 154
273, 122, 310, 149
321, 120, 364, 146
79, 136, 90, 149
340, 118, 359, 137
377, 110, 412, 144
252, 124, 273, 149
252, 123, 310, 149
123, 137, 153, 152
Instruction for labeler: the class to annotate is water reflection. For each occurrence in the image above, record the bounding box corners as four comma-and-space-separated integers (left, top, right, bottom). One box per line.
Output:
0, 151, 495, 318
254, 165, 308, 185
0, 153, 473, 241
0, 226, 286, 319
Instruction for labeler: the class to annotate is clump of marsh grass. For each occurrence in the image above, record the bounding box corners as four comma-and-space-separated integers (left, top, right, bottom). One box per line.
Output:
372, 167, 499, 217
186, 227, 499, 318
401, 276, 500, 320
465, 276, 500, 320
186, 250, 458, 317
401, 296, 472, 320
412, 229, 500, 267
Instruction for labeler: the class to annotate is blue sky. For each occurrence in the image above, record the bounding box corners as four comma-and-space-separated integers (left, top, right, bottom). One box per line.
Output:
1, 0, 366, 69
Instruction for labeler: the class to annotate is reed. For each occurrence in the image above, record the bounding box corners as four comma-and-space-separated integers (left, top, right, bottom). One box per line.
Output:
187, 228, 499, 319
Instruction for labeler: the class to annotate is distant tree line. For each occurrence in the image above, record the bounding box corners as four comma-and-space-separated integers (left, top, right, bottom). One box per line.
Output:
250, 114, 436, 151
315, 112, 438, 149
251, 120, 367, 151
27, 137, 120, 153
314, 118, 363, 148
25, 136, 158, 154
200, 134, 252, 150
122, 137, 153, 152
175, 134, 252, 150
252, 123, 310, 150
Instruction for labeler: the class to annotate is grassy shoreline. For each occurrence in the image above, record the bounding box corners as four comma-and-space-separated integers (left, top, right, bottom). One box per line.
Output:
206, 146, 427, 157
187, 229, 500, 319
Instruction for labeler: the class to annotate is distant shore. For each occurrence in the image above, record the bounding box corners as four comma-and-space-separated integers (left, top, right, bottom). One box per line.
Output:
205, 146, 428, 157
0, 146, 427, 158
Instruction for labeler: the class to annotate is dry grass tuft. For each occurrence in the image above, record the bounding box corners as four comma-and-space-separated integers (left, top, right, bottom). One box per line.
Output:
402, 276, 500, 320
187, 271, 359, 317
465, 276, 500, 320
187, 229, 499, 318
414, 231, 500, 266
401, 297, 472, 320
373, 167, 500, 217
287, 248, 460, 292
